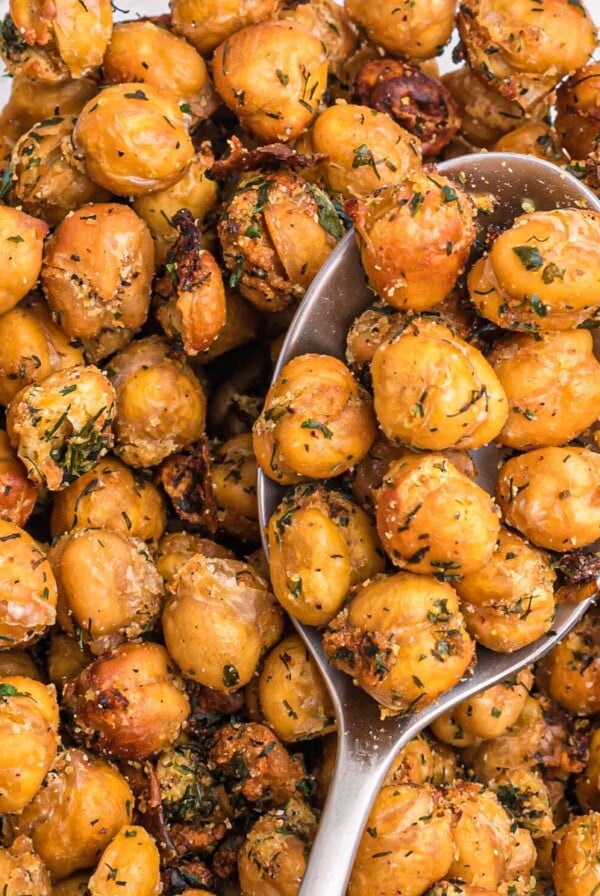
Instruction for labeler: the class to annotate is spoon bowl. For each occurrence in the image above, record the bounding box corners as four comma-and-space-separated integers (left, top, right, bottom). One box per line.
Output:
257, 153, 600, 896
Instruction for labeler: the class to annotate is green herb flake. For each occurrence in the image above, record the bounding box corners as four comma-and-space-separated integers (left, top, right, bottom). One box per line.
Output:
512, 245, 544, 270
6, 234, 23, 244
300, 418, 334, 438
222, 664, 239, 688
352, 144, 380, 179
124, 89, 148, 100
441, 184, 458, 202
0, 682, 31, 699
530, 293, 548, 317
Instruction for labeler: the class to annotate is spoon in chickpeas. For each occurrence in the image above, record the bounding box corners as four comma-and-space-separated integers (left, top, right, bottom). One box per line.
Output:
257, 152, 600, 896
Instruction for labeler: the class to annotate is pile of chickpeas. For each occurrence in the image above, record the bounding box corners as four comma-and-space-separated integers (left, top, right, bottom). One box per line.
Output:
0, 0, 598, 893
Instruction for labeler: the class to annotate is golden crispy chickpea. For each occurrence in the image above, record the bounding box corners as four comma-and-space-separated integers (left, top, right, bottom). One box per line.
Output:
0, 519, 57, 648
467, 208, 600, 331
253, 353, 376, 484
41, 204, 154, 343
371, 318, 507, 450
212, 21, 328, 143
308, 103, 422, 198
0, 676, 59, 813
462, 694, 546, 779
495, 447, 600, 551
163, 554, 283, 692
0, 206, 48, 315
267, 484, 384, 625
217, 169, 343, 312
553, 813, 600, 896
384, 734, 435, 786
154, 531, 234, 582
376, 453, 500, 577
14, 748, 134, 881
324, 571, 475, 712
7, 364, 116, 491
64, 641, 190, 759
278, 0, 357, 78
0, 429, 37, 527
347, 170, 476, 311
345, 0, 455, 60
49, 528, 163, 655
481, 766, 555, 840
493, 121, 564, 161
194, 288, 260, 363
442, 65, 532, 147
52, 874, 91, 895
349, 783, 454, 896
0, 74, 97, 149
72, 84, 194, 197
257, 634, 336, 742
211, 432, 259, 542
457, 0, 596, 111
555, 63, 600, 160
171, 0, 280, 56
46, 632, 92, 686
50, 456, 166, 545
88, 826, 161, 896
535, 606, 600, 716
108, 336, 206, 468
576, 727, 600, 811
0, 835, 52, 895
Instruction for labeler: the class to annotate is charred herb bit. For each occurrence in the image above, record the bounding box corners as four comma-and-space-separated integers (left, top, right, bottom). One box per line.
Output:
228, 254, 244, 289
0, 682, 31, 699
441, 184, 458, 203
0, 164, 12, 202
275, 69, 289, 86
513, 406, 537, 421
507, 477, 529, 503
300, 418, 334, 439
49, 405, 114, 486
352, 144, 380, 179
6, 234, 24, 244
222, 664, 240, 689
124, 88, 149, 100
283, 699, 298, 719
411, 389, 428, 418
409, 191, 425, 216
542, 262, 565, 284
529, 293, 548, 317
512, 245, 544, 270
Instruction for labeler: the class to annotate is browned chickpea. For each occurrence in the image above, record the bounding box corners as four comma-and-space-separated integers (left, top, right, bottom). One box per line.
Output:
267, 483, 384, 625
212, 21, 328, 143
88, 825, 161, 896
253, 353, 376, 484
0, 835, 52, 895
493, 120, 564, 161
376, 453, 500, 577
0, 206, 48, 315
384, 734, 435, 786
0, 676, 59, 813
46, 632, 92, 686
193, 288, 260, 363
162, 554, 283, 692
14, 748, 134, 881
461, 694, 547, 780
0, 429, 37, 527
576, 727, 600, 811
52, 874, 91, 895
49, 528, 163, 655
0, 647, 41, 678
50, 456, 166, 545
495, 447, 600, 551
345, 0, 456, 60
171, 0, 281, 56
0, 519, 57, 648
348, 783, 454, 896
41, 204, 154, 344
553, 813, 600, 896
72, 84, 194, 197
347, 170, 476, 311
210, 432, 259, 542
7, 364, 116, 491
324, 571, 475, 713
535, 606, 600, 716
154, 531, 234, 582
108, 336, 206, 468
278, 0, 357, 79
555, 63, 600, 160
0, 74, 97, 149
63, 641, 190, 759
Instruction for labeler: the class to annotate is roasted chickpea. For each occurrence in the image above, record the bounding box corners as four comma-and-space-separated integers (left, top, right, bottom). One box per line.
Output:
308, 103, 422, 198
428, 885, 503, 896
13, 748, 134, 881
88, 826, 161, 896
163, 554, 283, 692
495, 447, 600, 551
0, 206, 48, 315
218, 169, 343, 313
535, 606, 600, 716
324, 571, 475, 712
49, 528, 163, 655
64, 641, 190, 759
212, 21, 328, 142
376, 453, 500, 577
553, 813, 600, 896
576, 727, 600, 811
493, 120, 564, 161
0, 74, 97, 149
7, 364, 116, 490
41, 203, 154, 344
210, 432, 259, 542
347, 170, 476, 311
479, 766, 555, 840
267, 484, 384, 625
278, 0, 357, 79
555, 63, 600, 160
442, 65, 532, 147
194, 288, 260, 363
0, 676, 59, 813
52, 874, 91, 895
384, 734, 435, 786
46, 631, 92, 686
467, 208, 600, 331
253, 353, 376, 484
348, 783, 454, 896
72, 83, 194, 197
154, 531, 234, 582
170, 0, 281, 56
0, 647, 41, 679
0, 519, 57, 648
0, 835, 52, 895
108, 336, 206, 468
0, 429, 37, 527
345, 0, 456, 60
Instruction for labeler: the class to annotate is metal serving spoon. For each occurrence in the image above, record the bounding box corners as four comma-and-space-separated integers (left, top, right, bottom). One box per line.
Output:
257, 152, 600, 896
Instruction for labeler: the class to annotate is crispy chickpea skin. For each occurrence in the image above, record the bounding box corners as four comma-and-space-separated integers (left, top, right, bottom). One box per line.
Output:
7, 364, 116, 491
0, 835, 52, 895
555, 63, 600, 160
376, 453, 500, 577
347, 170, 476, 311
467, 208, 600, 331
457, 0, 596, 111
323, 571, 475, 713
63, 641, 190, 759
535, 606, 600, 716
348, 783, 454, 896
163, 554, 283, 692
0, 676, 59, 813
72, 83, 194, 197
217, 169, 343, 313
308, 103, 422, 198
108, 336, 206, 468
211, 432, 259, 542
267, 484, 384, 625
212, 21, 328, 143
0, 429, 37, 526
553, 813, 600, 896
495, 446, 600, 551
170, 0, 281, 56
253, 353, 376, 484
88, 825, 161, 896
41, 203, 154, 343
0, 206, 48, 315
371, 318, 508, 450
13, 748, 134, 881
576, 727, 600, 811
0, 519, 57, 648
257, 633, 336, 742
345, 0, 456, 60
49, 527, 163, 655
154, 531, 234, 582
